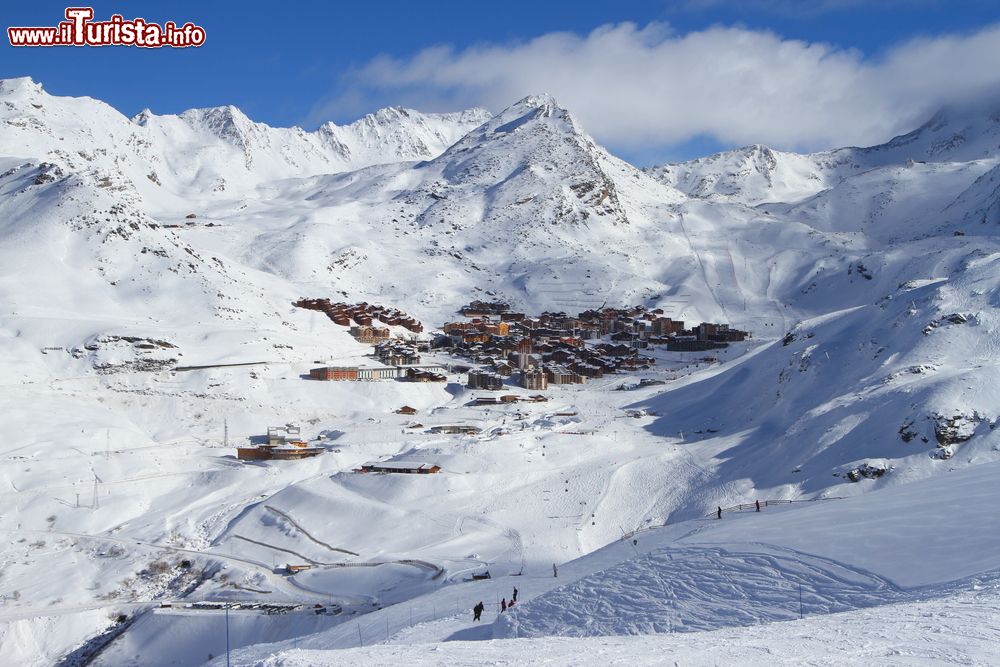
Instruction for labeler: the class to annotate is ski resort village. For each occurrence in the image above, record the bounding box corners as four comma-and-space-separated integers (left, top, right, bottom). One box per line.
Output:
3, 30, 1000, 665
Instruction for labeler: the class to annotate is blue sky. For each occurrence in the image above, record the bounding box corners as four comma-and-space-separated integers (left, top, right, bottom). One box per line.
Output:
3, 1, 999, 163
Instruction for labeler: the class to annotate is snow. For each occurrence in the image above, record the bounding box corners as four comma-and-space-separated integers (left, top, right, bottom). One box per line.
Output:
1, 77, 1000, 665
495, 460, 1000, 640
217, 587, 1000, 666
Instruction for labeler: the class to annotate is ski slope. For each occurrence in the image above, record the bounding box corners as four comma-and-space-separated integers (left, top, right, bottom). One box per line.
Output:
217, 460, 1000, 664
1, 78, 1000, 664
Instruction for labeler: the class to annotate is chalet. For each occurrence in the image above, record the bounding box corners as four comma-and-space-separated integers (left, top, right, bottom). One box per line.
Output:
428, 425, 481, 435
547, 349, 570, 364
546, 365, 585, 385
472, 396, 501, 406
237, 446, 272, 461
467, 370, 504, 390
694, 322, 750, 343
666, 337, 726, 352
396, 405, 417, 415
358, 461, 442, 474
293, 299, 424, 333
484, 322, 510, 336
239, 426, 323, 461
375, 341, 421, 366
350, 325, 391, 344
597, 343, 633, 357
356, 365, 401, 381
406, 369, 447, 382
520, 368, 549, 391
267, 424, 301, 445
462, 333, 491, 345
571, 362, 604, 378
511, 351, 539, 369
267, 447, 324, 460
461, 300, 510, 316
443, 321, 476, 334
310, 366, 358, 381
652, 317, 685, 335
493, 361, 514, 377
399, 318, 424, 333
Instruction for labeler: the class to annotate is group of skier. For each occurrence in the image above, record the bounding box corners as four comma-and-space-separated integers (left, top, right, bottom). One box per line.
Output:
716, 499, 762, 519
472, 586, 518, 621
467, 499, 768, 625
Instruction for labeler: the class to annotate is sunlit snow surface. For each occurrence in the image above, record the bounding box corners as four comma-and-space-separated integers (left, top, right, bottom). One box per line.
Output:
1, 77, 1000, 665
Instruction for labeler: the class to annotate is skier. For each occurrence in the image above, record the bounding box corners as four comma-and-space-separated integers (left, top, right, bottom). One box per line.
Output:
755, 499, 761, 512
717, 506, 722, 519
553, 563, 558, 578
512, 587, 518, 603
473, 601, 484, 621
501, 597, 507, 613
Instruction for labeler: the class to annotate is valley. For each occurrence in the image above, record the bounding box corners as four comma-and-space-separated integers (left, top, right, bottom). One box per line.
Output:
0, 76, 999, 665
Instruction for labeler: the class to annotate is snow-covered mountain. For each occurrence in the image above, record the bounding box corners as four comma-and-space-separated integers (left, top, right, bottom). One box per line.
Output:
0, 77, 490, 200
648, 96, 1000, 207
2, 77, 1000, 666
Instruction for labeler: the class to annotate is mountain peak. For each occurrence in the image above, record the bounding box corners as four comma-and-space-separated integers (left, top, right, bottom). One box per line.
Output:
180, 104, 252, 127
0, 76, 44, 100
865, 95, 1000, 162
502, 93, 567, 120
516, 92, 559, 110
177, 104, 258, 150
475, 92, 582, 140
131, 108, 155, 127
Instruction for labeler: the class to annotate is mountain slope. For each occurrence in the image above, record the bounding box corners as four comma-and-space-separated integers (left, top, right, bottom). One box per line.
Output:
0, 77, 491, 202
4, 79, 1000, 666
649, 97, 1000, 207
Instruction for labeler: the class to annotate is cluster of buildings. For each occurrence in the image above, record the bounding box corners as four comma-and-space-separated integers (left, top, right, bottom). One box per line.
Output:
294, 299, 453, 384
293, 298, 424, 334
459, 336, 652, 390
374, 340, 425, 366
442, 302, 749, 390
237, 424, 324, 461
444, 303, 748, 348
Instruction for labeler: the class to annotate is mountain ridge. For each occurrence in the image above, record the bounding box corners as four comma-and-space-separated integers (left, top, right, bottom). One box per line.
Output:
4, 77, 1000, 666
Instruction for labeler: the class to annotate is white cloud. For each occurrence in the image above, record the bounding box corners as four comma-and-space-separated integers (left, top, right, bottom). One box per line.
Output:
311, 22, 1000, 156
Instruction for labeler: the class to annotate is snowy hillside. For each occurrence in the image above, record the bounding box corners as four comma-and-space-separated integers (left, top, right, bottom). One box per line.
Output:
648, 96, 1000, 207
221, 460, 1000, 665
0, 77, 490, 201
1, 77, 1000, 665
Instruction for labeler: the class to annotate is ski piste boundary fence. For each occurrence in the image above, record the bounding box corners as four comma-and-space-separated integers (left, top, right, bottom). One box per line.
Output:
351, 593, 516, 647
618, 497, 845, 541
706, 497, 845, 518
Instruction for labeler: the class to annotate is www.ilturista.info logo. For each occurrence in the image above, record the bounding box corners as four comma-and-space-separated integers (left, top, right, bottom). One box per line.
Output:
8, 7, 206, 48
